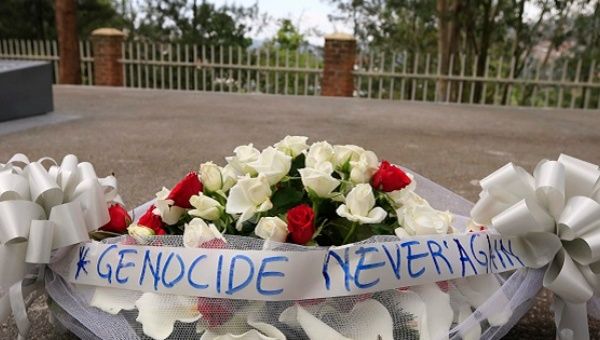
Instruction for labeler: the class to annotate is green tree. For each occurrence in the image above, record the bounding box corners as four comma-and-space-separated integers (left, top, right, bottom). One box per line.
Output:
274, 19, 306, 50
0, 0, 125, 40
329, 0, 597, 105
134, 0, 263, 47
328, 0, 438, 53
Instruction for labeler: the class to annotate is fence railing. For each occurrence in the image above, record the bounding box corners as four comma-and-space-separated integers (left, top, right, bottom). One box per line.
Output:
354, 51, 600, 109
0, 39, 94, 85
121, 42, 322, 95
1, 38, 599, 109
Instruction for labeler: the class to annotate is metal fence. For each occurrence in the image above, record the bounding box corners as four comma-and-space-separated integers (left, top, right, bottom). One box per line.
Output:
1, 38, 599, 109
354, 51, 600, 109
120, 42, 322, 95
0, 39, 94, 85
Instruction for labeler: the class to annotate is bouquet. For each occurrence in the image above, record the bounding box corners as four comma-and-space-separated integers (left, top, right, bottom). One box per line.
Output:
76, 137, 514, 340
3, 141, 598, 340
126, 136, 457, 247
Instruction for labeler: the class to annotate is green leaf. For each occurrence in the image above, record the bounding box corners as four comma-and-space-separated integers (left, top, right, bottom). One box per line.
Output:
339, 158, 352, 175
271, 185, 305, 212
288, 153, 306, 177
89, 230, 122, 241
237, 216, 259, 235
376, 192, 397, 216
368, 222, 398, 235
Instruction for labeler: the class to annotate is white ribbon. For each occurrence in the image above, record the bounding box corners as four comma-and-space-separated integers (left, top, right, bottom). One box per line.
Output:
0, 154, 121, 339
471, 154, 600, 340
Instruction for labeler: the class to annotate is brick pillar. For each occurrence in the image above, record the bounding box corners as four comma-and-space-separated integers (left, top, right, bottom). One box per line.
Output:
322, 33, 356, 97
55, 0, 81, 84
91, 28, 125, 86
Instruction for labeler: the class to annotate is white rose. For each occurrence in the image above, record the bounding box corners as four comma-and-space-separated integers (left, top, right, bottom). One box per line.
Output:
226, 174, 273, 230
255, 216, 288, 243
199, 162, 222, 192
221, 164, 238, 192
127, 224, 155, 243
336, 183, 387, 224
390, 190, 428, 208
226, 144, 260, 175
396, 204, 453, 235
183, 218, 225, 248
305, 141, 334, 168
333, 144, 365, 168
387, 172, 419, 207
188, 193, 222, 221
247, 147, 292, 185
298, 163, 340, 198
153, 187, 185, 225
274, 136, 309, 158
349, 150, 379, 183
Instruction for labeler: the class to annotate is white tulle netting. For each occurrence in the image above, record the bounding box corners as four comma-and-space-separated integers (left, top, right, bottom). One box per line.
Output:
42, 170, 598, 339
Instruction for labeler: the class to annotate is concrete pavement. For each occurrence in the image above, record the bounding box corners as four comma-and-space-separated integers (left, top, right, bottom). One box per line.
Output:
1, 86, 599, 339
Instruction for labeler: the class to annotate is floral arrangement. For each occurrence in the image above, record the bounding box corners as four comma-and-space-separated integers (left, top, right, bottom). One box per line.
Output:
5, 148, 599, 340
103, 136, 459, 245
86, 137, 504, 340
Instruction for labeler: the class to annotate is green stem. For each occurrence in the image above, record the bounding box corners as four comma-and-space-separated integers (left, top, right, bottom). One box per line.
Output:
312, 199, 320, 219
342, 222, 359, 244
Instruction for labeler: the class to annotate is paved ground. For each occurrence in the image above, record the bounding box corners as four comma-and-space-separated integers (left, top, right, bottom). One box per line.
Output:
1, 86, 599, 339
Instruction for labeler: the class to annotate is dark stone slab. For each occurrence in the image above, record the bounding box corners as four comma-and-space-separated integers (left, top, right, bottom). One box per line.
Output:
0, 61, 53, 122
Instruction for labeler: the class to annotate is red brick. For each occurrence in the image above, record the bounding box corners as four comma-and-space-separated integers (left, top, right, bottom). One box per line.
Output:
91, 28, 125, 86
322, 34, 356, 97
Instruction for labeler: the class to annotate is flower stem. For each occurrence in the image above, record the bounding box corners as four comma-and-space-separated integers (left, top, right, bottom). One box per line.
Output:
312, 199, 320, 219
342, 222, 359, 244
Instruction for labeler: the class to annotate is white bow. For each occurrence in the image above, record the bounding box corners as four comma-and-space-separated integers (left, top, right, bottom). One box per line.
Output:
0, 154, 121, 339
471, 154, 600, 340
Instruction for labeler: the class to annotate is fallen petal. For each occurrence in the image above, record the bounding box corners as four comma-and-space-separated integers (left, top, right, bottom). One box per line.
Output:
90, 287, 140, 314
136, 293, 200, 340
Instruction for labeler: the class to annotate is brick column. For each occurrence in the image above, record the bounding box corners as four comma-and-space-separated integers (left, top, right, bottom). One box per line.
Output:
55, 0, 81, 84
91, 28, 125, 86
322, 33, 356, 97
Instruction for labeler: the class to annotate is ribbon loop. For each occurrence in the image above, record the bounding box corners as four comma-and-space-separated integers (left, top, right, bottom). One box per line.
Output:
0, 201, 46, 244
0, 172, 30, 201
543, 249, 594, 303
579, 261, 600, 294
557, 196, 600, 241
565, 231, 600, 266
474, 154, 600, 339
48, 202, 90, 249
471, 191, 511, 226
558, 154, 600, 199
534, 160, 566, 219
26, 162, 64, 212
0, 153, 123, 338
491, 199, 555, 236
25, 221, 55, 264
480, 163, 535, 203
511, 232, 562, 268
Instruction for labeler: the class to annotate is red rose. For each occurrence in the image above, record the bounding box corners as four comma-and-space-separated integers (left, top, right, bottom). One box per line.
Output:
371, 161, 412, 192
287, 204, 315, 245
137, 205, 166, 234
100, 204, 131, 234
196, 298, 234, 327
167, 172, 203, 208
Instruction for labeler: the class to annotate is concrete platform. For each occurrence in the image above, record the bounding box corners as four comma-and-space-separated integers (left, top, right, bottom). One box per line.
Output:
1, 86, 599, 339
0, 61, 53, 121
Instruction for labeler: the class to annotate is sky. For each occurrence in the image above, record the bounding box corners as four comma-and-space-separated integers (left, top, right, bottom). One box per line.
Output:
209, 1, 546, 46
212, 0, 352, 46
